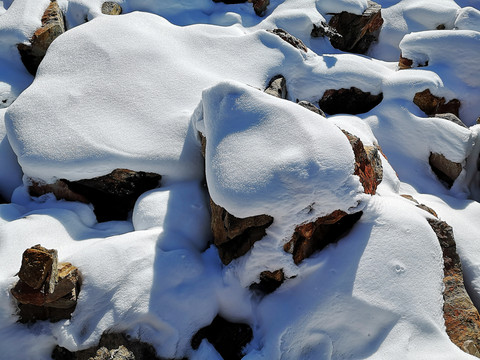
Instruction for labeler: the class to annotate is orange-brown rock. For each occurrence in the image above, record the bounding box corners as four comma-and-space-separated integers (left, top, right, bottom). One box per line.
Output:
413, 89, 461, 117
46, 262, 80, 304
398, 55, 413, 69
250, 269, 285, 294
285, 210, 363, 265
429, 152, 462, 188
18, 245, 57, 291
427, 219, 480, 357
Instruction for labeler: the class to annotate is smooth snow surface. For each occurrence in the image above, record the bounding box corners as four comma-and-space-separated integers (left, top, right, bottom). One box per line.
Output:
0, 0, 480, 359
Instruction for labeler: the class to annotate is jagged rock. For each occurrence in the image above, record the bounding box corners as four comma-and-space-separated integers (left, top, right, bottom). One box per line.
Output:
210, 199, 273, 265
284, 210, 363, 265
311, 21, 342, 41
29, 169, 162, 222
413, 89, 461, 117
434, 113, 467, 128
18, 245, 58, 291
328, 0, 384, 54
101, 2, 122, 15
297, 100, 326, 117
46, 262, 81, 303
400, 194, 439, 218
191, 315, 253, 360
249, 269, 285, 294
267, 29, 307, 52
264, 74, 287, 99
427, 219, 480, 357
429, 152, 462, 188
252, 0, 269, 16
17, 0, 65, 75
319, 87, 383, 115
364, 145, 383, 188
52, 332, 161, 360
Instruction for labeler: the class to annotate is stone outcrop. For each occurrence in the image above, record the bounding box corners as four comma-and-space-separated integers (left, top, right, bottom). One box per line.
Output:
319, 87, 383, 115
11, 245, 81, 323
429, 152, 462, 188
249, 269, 285, 294
267, 29, 307, 52
311, 21, 342, 42
400, 194, 438, 218
29, 169, 162, 222
210, 199, 273, 265
52, 332, 161, 360
413, 89, 461, 117
328, 0, 384, 54
191, 315, 253, 360
284, 210, 363, 265
264, 74, 287, 99
427, 219, 480, 358
101, 2, 122, 15
17, 0, 65, 75
297, 100, 326, 117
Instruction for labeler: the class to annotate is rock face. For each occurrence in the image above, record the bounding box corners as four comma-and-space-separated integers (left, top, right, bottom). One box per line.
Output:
30, 169, 162, 222
264, 74, 287, 99
11, 245, 81, 323
210, 199, 273, 265
267, 29, 307, 52
435, 113, 467, 128
252, 0, 269, 16
17, 0, 65, 75
429, 152, 462, 188
249, 269, 285, 294
191, 315, 253, 360
427, 219, 480, 358
101, 2, 123, 15
311, 21, 342, 41
284, 210, 363, 265
413, 89, 461, 117
52, 332, 160, 360
328, 0, 384, 54
297, 100, 326, 117
319, 87, 383, 115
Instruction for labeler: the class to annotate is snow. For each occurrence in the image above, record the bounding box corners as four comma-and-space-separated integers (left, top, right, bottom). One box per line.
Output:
0, 0, 479, 359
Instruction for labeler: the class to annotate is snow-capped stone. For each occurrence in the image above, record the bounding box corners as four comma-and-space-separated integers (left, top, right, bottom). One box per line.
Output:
101, 2, 122, 15
413, 89, 461, 117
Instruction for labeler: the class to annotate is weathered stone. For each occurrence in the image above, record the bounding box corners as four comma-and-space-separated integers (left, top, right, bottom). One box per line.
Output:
249, 269, 285, 294
311, 21, 342, 41
46, 262, 80, 303
328, 0, 384, 54
18, 245, 58, 291
285, 210, 363, 265
101, 2, 122, 15
429, 152, 462, 188
252, 0, 269, 16
297, 100, 326, 117
11, 280, 47, 306
400, 194, 439, 218
17, 303, 77, 323
319, 87, 383, 115
398, 54, 413, 69
413, 89, 461, 117
427, 219, 480, 357
434, 113, 467, 128
191, 315, 253, 360
264, 74, 287, 99
52, 332, 160, 360
17, 0, 65, 75
364, 145, 383, 187
267, 29, 307, 52
210, 199, 273, 264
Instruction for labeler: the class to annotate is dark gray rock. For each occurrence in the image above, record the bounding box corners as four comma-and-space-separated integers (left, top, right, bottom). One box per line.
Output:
297, 100, 326, 117
267, 29, 307, 52
319, 87, 383, 115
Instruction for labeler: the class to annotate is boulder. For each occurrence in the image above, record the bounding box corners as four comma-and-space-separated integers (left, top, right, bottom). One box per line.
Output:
319, 87, 383, 115
191, 315, 253, 360
311, 21, 342, 42
413, 89, 461, 117
252, 0, 269, 16
297, 100, 326, 117
398, 55, 413, 70
328, 0, 384, 54
284, 210, 363, 265
101, 2, 122, 15
427, 219, 480, 357
249, 269, 285, 294
90, 346, 134, 360
264, 74, 287, 99
17, 244, 57, 291
267, 29, 307, 53
17, 0, 65, 75
210, 199, 273, 265
429, 152, 462, 188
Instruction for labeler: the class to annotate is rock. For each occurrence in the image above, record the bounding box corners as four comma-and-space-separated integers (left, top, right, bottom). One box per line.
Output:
267, 29, 307, 52
311, 21, 342, 42
264, 74, 287, 99
429, 152, 462, 188
46, 262, 81, 304
284, 210, 363, 265
398, 54, 413, 70
400, 194, 439, 218
191, 315, 253, 360
249, 269, 285, 294
18, 245, 58, 291
252, 0, 269, 16
427, 219, 480, 357
101, 2, 122, 15
364, 145, 383, 188
297, 100, 326, 117
17, 303, 77, 323
90, 346, 134, 360
328, 0, 384, 54
413, 89, 461, 117
434, 113, 467, 128
212, 0, 247, 3
30, 169, 162, 222
210, 199, 273, 265
17, 0, 65, 75
319, 87, 383, 115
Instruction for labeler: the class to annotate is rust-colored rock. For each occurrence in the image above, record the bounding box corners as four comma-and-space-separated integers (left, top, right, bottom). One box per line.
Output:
427, 219, 480, 357
267, 29, 307, 52
328, 0, 384, 54
413, 89, 461, 117
429, 152, 462, 188
264, 74, 287, 99
398, 54, 413, 69
285, 210, 363, 265
250, 269, 285, 294
210, 199, 273, 265
17, 0, 65, 75
46, 262, 80, 304
18, 245, 57, 291
319, 87, 383, 115
101, 2, 122, 15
